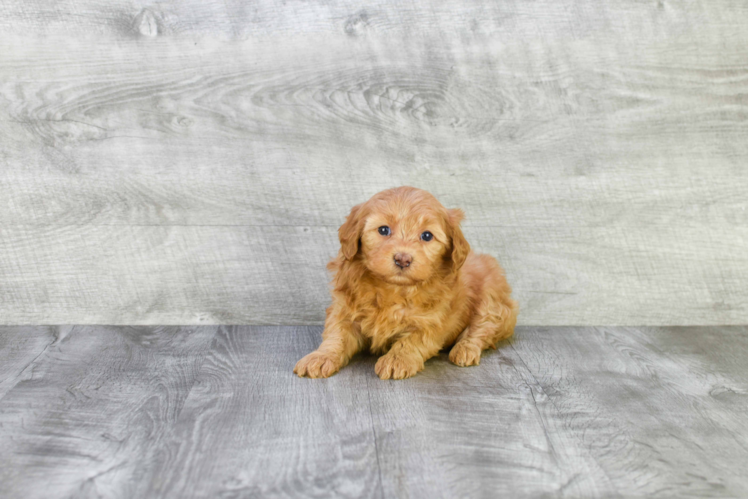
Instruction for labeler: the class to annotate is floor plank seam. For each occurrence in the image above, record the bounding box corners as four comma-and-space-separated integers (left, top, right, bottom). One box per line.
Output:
168, 326, 223, 426
365, 369, 385, 498
508, 341, 620, 496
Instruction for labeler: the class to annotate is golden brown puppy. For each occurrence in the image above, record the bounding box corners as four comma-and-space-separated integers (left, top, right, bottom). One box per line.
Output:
294, 186, 518, 380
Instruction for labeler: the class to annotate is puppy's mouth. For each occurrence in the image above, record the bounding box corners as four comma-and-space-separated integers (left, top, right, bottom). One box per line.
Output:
384, 269, 418, 286
364, 261, 421, 286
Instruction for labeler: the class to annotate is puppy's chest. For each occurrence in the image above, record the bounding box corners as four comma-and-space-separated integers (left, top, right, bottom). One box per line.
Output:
355, 292, 439, 344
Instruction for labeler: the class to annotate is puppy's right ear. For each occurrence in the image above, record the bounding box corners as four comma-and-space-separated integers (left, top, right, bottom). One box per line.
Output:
339, 202, 366, 260
447, 208, 470, 272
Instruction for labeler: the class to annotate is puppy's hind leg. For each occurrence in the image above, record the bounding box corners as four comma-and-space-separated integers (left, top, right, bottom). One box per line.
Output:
449, 295, 518, 367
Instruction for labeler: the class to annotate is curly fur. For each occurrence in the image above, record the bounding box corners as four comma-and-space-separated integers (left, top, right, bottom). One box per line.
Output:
294, 186, 518, 380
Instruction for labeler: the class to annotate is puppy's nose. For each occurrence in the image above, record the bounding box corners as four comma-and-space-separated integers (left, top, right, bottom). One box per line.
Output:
394, 252, 412, 269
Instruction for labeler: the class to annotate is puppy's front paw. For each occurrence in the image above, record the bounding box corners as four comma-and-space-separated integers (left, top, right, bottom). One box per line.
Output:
375, 352, 423, 380
294, 351, 342, 378
449, 341, 481, 367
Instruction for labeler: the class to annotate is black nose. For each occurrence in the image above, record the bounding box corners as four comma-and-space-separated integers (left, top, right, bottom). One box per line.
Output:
394, 252, 412, 268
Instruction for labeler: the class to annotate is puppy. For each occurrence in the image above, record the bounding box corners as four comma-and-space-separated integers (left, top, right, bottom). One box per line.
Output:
294, 186, 518, 380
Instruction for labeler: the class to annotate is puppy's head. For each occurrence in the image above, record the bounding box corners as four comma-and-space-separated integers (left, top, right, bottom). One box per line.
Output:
338, 186, 469, 285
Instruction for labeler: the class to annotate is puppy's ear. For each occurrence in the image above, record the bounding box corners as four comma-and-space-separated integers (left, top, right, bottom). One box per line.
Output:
447, 208, 470, 271
339, 202, 366, 260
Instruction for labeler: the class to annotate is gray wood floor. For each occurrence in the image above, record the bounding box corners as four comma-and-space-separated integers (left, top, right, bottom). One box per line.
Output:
1, 326, 747, 497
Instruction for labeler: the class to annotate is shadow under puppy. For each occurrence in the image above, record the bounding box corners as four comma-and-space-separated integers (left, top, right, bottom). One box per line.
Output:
295, 186, 518, 380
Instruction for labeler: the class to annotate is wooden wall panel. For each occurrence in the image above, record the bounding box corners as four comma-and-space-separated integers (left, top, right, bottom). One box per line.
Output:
1, 224, 744, 325
1, 0, 746, 324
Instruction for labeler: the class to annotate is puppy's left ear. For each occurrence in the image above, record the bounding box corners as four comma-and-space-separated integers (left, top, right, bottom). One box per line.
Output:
339, 202, 366, 260
447, 208, 470, 272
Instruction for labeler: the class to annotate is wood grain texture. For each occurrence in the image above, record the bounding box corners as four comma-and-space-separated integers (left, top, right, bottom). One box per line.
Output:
366, 327, 748, 497
1, 325, 747, 497
0, 326, 58, 400
1, 0, 747, 324
0, 325, 218, 498
366, 339, 615, 497
509, 326, 748, 497
1, 223, 745, 325
143, 326, 381, 498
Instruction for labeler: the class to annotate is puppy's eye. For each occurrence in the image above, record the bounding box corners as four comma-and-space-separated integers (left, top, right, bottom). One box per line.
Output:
421, 231, 433, 241
378, 226, 391, 236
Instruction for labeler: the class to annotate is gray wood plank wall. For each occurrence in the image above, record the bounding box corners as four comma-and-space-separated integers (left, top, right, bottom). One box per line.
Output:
1, 0, 746, 325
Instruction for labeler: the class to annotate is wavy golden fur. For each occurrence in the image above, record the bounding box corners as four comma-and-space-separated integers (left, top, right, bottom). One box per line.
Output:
294, 186, 518, 379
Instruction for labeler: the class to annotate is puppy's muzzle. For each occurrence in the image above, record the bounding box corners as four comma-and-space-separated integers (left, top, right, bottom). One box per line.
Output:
394, 252, 412, 269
